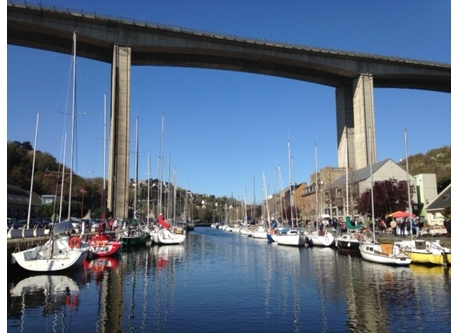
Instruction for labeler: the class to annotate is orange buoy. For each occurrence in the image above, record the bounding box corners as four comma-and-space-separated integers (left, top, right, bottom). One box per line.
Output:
69, 236, 81, 249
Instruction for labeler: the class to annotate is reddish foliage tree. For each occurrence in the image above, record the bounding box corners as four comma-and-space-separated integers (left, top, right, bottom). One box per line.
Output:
357, 178, 415, 218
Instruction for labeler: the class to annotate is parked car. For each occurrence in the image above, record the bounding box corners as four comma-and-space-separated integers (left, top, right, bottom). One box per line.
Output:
70, 218, 81, 233
91, 219, 101, 232
8, 219, 27, 229
7, 217, 16, 229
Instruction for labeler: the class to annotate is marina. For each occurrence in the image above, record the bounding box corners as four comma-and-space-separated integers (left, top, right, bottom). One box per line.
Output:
7, 226, 451, 332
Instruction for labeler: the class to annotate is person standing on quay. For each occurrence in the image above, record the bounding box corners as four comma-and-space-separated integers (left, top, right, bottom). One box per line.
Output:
390, 220, 397, 237
444, 215, 451, 237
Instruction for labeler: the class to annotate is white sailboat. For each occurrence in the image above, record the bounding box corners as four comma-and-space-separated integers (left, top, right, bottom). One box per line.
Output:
152, 113, 186, 245
11, 32, 89, 272
359, 127, 411, 266
275, 141, 307, 246
252, 174, 269, 239
306, 143, 335, 247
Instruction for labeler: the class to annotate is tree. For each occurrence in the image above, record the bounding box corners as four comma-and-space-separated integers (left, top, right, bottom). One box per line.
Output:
357, 178, 416, 218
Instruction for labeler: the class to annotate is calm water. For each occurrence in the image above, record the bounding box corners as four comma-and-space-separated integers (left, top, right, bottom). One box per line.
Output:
7, 227, 451, 333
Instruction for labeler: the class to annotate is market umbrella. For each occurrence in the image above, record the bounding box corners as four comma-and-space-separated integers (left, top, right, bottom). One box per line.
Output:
388, 211, 416, 218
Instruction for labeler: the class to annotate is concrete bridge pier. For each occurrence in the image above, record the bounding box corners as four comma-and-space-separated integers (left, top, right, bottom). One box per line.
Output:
336, 73, 377, 171
107, 45, 131, 220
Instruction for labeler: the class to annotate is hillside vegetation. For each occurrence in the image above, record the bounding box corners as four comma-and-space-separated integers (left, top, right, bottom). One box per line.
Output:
7, 140, 451, 199
397, 145, 451, 193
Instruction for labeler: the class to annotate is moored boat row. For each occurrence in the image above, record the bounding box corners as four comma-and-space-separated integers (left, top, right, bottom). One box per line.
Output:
214, 221, 451, 267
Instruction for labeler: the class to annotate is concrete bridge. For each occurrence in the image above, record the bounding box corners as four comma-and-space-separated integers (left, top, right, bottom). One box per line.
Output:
7, 2, 451, 220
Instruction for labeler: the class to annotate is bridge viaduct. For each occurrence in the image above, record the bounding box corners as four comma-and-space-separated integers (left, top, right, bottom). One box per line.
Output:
8, 2, 451, 220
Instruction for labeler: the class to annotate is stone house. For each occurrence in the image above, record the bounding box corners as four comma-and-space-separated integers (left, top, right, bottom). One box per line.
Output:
267, 182, 307, 223
300, 167, 347, 221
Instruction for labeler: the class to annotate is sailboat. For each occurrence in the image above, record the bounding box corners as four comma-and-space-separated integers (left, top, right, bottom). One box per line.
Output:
151, 113, 186, 245
335, 131, 367, 254
252, 174, 270, 240
393, 130, 451, 266
275, 141, 307, 246
120, 117, 150, 247
306, 143, 335, 247
11, 32, 90, 272
359, 127, 411, 266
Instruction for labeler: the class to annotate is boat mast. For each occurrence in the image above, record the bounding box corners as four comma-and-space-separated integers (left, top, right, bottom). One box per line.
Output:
405, 129, 414, 241
288, 140, 293, 227
157, 113, 164, 216
27, 113, 39, 229
67, 31, 76, 220
173, 168, 177, 223
345, 129, 349, 219
263, 173, 271, 224
58, 133, 67, 222
252, 176, 255, 222
184, 183, 188, 222
244, 186, 248, 224
147, 150, 151, 225
167, 154, 171, 220
102, 92, 107, 222
134, 116, 139, 218
278, 165, 285, 223
315, 143, 319, 229
273, 167, 277, 222
369, 126, 375, 241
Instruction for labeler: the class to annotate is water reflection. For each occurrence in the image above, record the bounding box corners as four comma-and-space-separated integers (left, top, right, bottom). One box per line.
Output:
8, 272, 85, 333
7, 228, 451, 333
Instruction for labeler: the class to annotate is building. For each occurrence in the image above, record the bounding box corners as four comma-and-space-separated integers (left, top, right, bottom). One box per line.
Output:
274, 182, 307, 223
414, 173, 438, 217
317, 158, 416, 221
424, 183, 451, 226
7, 183, 41, 219
301, 167, 347, 221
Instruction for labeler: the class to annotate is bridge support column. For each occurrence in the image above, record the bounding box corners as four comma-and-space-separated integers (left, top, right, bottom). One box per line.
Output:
107, 45, 131, 220
336, 73, 376, 170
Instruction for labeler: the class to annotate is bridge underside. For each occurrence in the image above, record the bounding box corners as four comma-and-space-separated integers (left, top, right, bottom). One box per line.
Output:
7, 3, 450, 218
105, 45, 377, 218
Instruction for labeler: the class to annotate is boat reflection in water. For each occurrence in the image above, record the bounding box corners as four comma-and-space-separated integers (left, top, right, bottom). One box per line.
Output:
84, 255, 121, 283
340, 256, 451, 333
9, 273, 83, 329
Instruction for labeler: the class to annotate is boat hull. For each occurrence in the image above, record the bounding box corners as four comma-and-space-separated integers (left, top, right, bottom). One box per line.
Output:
359, 242, 411, 266
252, 231, 268, 239
12, 238, 89, 272
121, 228, 150, 247
276, 234, 306, 246
306, 231, 335, 247
394, 240, 451, 266
88, 234, 122, 257
156, 229, 186, 245
406, 251, 451, 266
335, 234, 363, 254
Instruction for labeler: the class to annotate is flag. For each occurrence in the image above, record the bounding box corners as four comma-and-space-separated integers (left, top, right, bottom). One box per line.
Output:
158, 214, 170, 229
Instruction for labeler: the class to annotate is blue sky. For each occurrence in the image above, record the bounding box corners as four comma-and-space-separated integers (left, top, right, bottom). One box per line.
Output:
5, 1, 452, 203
